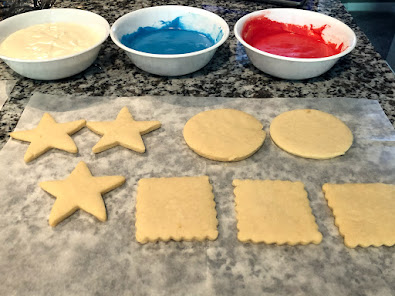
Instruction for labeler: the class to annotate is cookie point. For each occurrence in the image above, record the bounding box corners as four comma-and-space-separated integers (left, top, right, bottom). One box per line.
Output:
119, 176, 126, 184
98, 213, 107, 222
92, 146, 101, 154
48, 217, 58, 227
24, 154, 33, 163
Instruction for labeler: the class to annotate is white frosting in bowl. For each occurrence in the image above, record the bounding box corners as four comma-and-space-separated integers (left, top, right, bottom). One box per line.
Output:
0, 22, 102, 60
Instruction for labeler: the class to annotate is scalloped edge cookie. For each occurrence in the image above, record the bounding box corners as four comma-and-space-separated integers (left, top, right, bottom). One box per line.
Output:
135, 176, 218, 243
233, 179, 322, 245
323, 183, 395, 248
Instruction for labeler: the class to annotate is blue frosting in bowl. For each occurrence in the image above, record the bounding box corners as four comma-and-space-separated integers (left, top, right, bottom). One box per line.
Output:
120, 15, 224, 55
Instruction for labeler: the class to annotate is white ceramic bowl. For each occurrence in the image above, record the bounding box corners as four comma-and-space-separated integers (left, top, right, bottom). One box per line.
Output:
0, 8, 110, 80
110, 5, 229, 76
234, 8, 357, 80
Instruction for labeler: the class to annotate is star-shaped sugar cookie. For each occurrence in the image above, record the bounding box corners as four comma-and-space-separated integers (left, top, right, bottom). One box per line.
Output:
86, 107, 161, 153
9, 113, 85, 163
40, 161, 125, 227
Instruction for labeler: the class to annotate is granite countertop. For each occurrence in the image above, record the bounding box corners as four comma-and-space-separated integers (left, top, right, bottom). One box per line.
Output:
0, 0, 395, 150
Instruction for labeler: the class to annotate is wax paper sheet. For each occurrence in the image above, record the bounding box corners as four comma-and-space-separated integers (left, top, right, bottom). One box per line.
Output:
0, 93, 394, 296
0, 79, 16, 109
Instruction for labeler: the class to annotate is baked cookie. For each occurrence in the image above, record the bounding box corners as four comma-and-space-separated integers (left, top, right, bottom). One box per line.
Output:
9, 113, 85, 162
270, 109, 353, 159
233, 179, 322, 245
323, 183, 395, 248
135, 176, 218, 243
86, 106, 161, 153
183, 109, 266, 161
40, 161, 125, 227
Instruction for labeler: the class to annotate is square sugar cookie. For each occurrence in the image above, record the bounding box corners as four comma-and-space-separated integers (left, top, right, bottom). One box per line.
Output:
135, 176, 218, 243
322, 183, 395, 248
233, 180, 322, 245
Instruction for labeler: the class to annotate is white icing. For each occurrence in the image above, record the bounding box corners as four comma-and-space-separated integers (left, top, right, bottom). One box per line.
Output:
0, 22, 102, 59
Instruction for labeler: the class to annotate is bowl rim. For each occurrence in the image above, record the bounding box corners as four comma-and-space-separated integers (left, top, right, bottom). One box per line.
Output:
0, 8, 110, 63
110, 5, 230, 59
234, 8, 357, 62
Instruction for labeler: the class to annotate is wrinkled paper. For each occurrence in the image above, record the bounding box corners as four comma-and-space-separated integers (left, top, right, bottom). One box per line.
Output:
0, 93, 394, 296
0, 79, 16, 109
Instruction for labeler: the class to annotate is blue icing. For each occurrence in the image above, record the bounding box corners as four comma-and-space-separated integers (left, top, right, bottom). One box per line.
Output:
121, 15, 224, 54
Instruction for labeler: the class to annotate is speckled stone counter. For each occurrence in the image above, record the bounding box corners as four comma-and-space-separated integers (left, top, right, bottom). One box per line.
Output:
0, 0, 395, 150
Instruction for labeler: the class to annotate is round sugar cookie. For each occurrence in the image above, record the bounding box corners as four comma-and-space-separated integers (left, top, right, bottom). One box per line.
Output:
183, 109, 266, 162
270, 109, 353, 159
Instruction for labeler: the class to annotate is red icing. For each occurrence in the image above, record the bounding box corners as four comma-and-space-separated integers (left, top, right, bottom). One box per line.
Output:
241, 15, 344, 58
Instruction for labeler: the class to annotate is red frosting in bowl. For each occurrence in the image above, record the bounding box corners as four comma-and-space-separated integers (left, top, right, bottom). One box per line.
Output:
241, 15, 344, 58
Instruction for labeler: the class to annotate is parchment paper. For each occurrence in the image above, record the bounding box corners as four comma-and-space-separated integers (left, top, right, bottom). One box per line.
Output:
0, 93, 394, 296
0, 79, 16, 109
